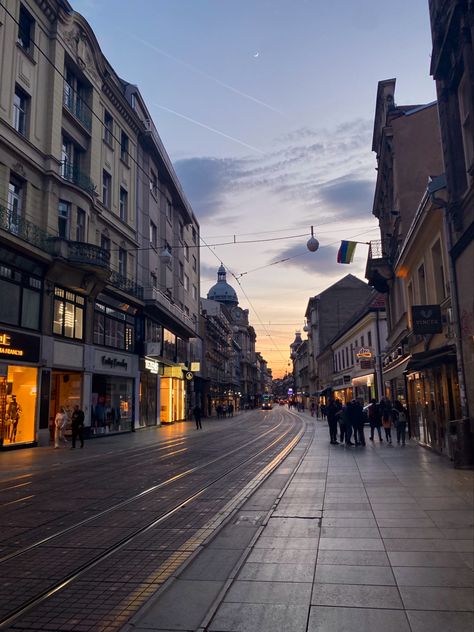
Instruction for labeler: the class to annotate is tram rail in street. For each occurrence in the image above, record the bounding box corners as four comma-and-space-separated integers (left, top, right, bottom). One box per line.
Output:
0, 411, 304, 630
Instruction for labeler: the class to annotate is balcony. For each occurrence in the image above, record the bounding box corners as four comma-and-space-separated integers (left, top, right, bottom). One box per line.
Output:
144, 286, 195, 333
0, 206, 54, 254
60, 162, 96, 196
109, 270, 144, 300
63, 91, 92, 131
64, 241, 110, 269
365, 239, 392, 293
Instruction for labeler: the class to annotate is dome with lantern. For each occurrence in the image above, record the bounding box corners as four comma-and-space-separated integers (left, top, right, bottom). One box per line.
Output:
207, 264, 238, 307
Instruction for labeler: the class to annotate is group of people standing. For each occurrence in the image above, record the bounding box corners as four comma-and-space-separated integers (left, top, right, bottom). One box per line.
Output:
323, 396, 408, 447
53, 404, 85, 449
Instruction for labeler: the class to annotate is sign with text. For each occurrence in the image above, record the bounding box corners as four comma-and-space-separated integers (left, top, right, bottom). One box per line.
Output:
412, 305, 442, 335
0, 329, 40, 363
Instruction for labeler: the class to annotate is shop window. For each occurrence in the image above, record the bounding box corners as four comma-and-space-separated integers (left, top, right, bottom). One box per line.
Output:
53, 287, 84, 339
93, 300, 135, 351
0, 366, 37, 446
91, 375, 133, 435
145, 319, 162, 347
0, 264, 41, 330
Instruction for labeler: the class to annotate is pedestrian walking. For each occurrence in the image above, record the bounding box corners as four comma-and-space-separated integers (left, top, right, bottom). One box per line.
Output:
227, 403, 234, 417
393, 400, 408, 446
367, 398, 383, 442
71, 404, 85, 449
326, 399, 339, 444
380, 397, 393, 444
351, 399, 366, 446
310, 401, 316, 417
193, 404, 202, 429
54, 406, 68, 448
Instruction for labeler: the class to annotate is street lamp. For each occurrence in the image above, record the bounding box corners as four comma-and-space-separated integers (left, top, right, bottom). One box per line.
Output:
307, 225, 319, 252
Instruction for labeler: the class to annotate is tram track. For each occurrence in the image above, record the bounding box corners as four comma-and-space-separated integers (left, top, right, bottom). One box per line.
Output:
0, 413, 303, 630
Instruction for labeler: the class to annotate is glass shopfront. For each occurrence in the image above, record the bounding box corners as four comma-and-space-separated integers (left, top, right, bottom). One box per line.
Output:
0, 364, 37, 446
91, 374, 133, 434
50, 370, 82, 423
139, 359, 159, 427
160, 367, 185, 423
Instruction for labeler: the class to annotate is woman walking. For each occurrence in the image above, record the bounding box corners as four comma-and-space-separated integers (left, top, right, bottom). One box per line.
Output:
54, 406, 68, 448
380, 397, 393, 444
393, 400, 408, 446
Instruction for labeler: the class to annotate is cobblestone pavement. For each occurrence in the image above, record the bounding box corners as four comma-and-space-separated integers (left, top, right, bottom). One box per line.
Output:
0, 411, 304, 631
126, 415, 474, 632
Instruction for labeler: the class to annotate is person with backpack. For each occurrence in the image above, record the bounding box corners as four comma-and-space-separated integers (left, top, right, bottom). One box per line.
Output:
367, 398, 383, 442
393, 400, 408, 446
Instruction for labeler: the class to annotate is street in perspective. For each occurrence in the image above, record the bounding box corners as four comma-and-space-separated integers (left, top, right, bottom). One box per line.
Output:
0, 0, 473, 630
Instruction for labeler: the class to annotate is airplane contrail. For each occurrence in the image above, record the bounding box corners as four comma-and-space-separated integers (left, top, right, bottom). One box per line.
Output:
127, 32, 283, 115
152, 102, 265, 154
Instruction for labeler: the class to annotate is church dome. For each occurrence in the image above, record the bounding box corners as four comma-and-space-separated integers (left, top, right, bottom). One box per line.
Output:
207, 264, 238, 306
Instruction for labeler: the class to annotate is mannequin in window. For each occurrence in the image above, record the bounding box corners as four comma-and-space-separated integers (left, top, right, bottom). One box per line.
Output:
7, 394, 21, 442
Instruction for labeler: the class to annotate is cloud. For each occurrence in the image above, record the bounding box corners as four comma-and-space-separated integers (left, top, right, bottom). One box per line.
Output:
174, 118, 375, 225
318, 176, 375, 219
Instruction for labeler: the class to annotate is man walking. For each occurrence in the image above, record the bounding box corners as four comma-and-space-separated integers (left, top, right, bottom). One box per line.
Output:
71, 404, 85, 449
193, 404, 202, 430
326, 399, 339, 445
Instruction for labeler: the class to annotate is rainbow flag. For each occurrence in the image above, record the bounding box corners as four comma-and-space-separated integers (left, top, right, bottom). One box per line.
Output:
337, 240, 357, 264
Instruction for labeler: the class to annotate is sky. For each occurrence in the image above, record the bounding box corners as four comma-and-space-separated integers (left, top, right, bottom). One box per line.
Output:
72, 0, 437, 378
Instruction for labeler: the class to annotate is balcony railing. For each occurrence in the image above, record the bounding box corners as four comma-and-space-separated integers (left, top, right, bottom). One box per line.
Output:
0, 206, 54, 253
109, 270, 144, 300
63, 90, 92, 131
60, 162, 96, 195
66, 241, 110, 268
143, 286, 196, 331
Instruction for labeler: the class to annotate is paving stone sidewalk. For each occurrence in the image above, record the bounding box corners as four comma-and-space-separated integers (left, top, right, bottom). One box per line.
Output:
125, 417, 474, 632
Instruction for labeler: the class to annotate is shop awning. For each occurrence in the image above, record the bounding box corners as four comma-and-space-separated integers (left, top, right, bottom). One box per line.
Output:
406, 345, 457, 372
382, 356, 411, 382
352, 373, 374, 387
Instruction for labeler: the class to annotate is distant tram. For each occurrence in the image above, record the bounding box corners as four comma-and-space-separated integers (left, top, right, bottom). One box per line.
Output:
262, 394, 273, 410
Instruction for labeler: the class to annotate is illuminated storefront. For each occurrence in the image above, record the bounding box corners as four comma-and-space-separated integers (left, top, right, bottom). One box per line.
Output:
139, 357, 159, 427
160, 365, 186, 423
0, 328, 41, 448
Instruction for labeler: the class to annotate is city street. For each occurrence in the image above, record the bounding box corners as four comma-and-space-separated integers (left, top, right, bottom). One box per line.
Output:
1, 409, 472, 631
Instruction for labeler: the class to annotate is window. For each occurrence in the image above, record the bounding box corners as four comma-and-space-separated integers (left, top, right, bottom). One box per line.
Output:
166, 199, 172, 222
120, 130, 129, 164
179, 262, 184, 284
150, 170, 158, 196
192, 255, 197, 272
458, 73, 474, 174
431, 240, 446, 302
367, 330, 372, 347
163, 328, 176, 361
13, 87, 28, 136
119, 187, 128, 222
151, 272, 157, 288
184, 274, 189, 291
361, 335, 365, 348
334, 353, 338, 372
61, 136, 83, 181
345, 347, 349, 366
418, 264, 427, 304
118, 248, 127, 277
104, 110, 113, 145
0, 263, 42, 330
178, 221, 184, 241
102, 170, 111, 208
101, 234, 111, 252
354, 339, 358, 350
184, 243, 189, 260
93, 299, 135, 351
192, 284, 197, 300
350, 343, 354, 365
8, 175, 24, 223
76, 208, 86, 242
149, 221, 157, 247
53, 286, 84, 339
58, 200, 70, 239
63, 67, 91, 129
18, 5, 34, 53
192, 226, 197, 244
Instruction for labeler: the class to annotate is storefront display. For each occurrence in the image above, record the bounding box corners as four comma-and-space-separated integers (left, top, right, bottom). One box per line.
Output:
0, 365, 37, 446
139, 358, 159, 427
160, 366, 185, 423
50, 371, 82, 429
91, 374, 133, 434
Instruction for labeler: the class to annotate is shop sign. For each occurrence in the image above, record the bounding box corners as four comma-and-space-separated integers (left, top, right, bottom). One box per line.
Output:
101, 356, 128, 370
190, 361, 200, 372
360, 359, 374, 369
162, 366, 184, 378
412, 305, 442, 334
333, 377, 344, 386
145, 358, 159, 374
0, 329, 40, 363
356, 348, 373, 359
